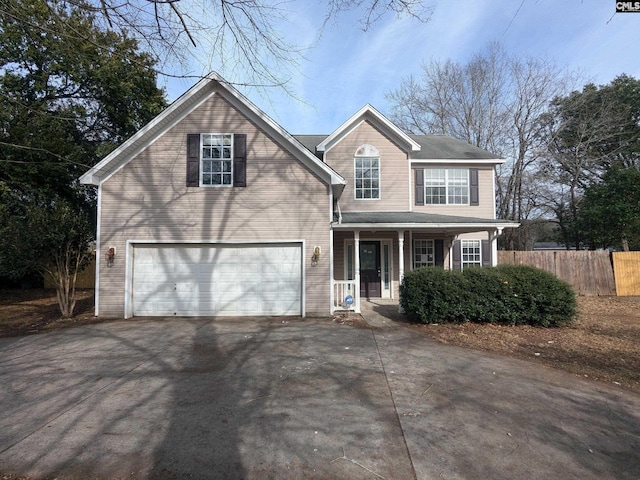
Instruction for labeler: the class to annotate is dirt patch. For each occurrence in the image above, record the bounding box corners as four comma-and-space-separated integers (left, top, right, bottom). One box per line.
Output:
0, 289, 100, 338
409, 296, 640, 395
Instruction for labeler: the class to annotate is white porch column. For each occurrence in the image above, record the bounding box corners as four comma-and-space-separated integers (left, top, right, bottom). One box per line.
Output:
398, 230, 405, 313
398, 230, 405, 281
354, 230, 361, 313
490, 228, 502, 267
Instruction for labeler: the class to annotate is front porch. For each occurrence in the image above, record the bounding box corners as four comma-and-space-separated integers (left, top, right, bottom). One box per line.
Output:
330, 212, 518, 314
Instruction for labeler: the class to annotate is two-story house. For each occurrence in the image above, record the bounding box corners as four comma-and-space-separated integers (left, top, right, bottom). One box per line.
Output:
80, 73, 518, 318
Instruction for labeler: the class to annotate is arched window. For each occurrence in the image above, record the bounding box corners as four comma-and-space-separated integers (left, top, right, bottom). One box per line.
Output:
354, 144, 380, 199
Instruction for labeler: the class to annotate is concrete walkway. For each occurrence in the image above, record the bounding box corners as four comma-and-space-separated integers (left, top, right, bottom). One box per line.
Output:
0, 305, 638, 479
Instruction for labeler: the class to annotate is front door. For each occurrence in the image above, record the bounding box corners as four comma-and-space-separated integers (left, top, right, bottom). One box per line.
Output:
360, 241, 381, 298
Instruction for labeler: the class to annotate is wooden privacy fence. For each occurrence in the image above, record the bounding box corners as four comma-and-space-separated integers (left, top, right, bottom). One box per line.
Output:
611, 252, 640, 296
498, 250, 617, 296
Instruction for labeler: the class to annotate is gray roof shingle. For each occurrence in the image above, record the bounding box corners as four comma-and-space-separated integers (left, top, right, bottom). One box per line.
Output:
293, 134, 500, 161
337, 211, 516, 226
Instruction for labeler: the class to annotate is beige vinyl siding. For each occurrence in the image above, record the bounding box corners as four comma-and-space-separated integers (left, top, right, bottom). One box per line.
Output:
412, 166, 495, 219
324, 121, 410, 212
98, 94, 330, 317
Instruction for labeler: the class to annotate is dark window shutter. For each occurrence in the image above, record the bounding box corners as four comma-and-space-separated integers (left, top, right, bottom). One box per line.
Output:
481, 240, 492, 267
469, 168, 479, 206
435, 239, 444, 267
452, 240, 461, 270
415, 169, 424, 206
233, 134, 247, 187
186, 134, 200, 187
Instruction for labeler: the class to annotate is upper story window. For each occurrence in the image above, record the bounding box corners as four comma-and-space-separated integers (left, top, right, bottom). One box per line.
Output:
415, 167, 479, 207
186, 133, 246, 188
354, 144, 380, 200
424, 168, 469, 205
201, 134, 233, 186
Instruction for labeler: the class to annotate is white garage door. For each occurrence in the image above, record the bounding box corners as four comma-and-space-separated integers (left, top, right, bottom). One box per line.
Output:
132, 244, 302, 316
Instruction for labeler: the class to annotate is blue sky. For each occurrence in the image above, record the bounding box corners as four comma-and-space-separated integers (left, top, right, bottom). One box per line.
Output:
162, 0, 640, 134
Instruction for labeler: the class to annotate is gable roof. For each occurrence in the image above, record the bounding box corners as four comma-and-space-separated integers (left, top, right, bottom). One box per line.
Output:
79, 72, 345, 186
315, 104, 421, 154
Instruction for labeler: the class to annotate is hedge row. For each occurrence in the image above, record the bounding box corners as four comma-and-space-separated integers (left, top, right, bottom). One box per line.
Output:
399, 265, 576, 327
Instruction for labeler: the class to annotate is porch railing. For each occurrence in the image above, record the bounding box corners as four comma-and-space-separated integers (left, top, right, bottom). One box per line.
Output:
333, 280, 358, 312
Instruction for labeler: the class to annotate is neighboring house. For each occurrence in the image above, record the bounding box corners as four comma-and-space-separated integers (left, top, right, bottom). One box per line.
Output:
80, 73, 518, 318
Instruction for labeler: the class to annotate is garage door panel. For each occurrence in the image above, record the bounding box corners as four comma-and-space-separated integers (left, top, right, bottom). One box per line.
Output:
133, 244, 302, 316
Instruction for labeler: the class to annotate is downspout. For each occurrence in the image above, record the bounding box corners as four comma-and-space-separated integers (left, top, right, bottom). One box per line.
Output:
329, 184, 334, 314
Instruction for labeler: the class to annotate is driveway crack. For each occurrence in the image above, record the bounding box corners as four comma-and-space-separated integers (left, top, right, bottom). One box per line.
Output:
370, 328, 418, 480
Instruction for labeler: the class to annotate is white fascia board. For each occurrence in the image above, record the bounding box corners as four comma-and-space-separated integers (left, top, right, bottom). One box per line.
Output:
331, 222, 520, 230
410, 158, 506, 165
317, 104, 421, 153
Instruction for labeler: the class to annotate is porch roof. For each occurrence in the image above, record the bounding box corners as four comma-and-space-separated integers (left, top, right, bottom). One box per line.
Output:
332, 211, 519, 231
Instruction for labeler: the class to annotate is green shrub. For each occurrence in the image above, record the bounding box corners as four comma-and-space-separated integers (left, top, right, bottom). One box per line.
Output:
400, 265, 576, 327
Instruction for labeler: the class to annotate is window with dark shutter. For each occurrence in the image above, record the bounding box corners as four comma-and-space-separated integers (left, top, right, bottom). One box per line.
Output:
186, 134, 200, 187
233, 134, 247, 187
415, 169, 424, 206
470, 168, 479, 206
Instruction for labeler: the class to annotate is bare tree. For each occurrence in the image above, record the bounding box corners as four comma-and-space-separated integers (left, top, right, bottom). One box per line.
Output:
388, 43, 509, 154
387, 43, 573, 249
0, 0, 432, 91
537, 83, 630, 249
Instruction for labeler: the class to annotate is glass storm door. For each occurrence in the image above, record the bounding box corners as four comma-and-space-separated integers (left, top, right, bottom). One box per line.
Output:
359, 241, 381, 298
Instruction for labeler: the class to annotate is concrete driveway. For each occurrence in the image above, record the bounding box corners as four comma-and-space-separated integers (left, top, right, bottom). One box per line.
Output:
0, 304, 639, 479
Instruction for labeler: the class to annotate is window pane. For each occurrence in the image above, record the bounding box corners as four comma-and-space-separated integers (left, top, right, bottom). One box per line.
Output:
461, 240, 481, 269
200, 134, 234, 187
354, 156, 380, 199
413, 240, 434, 268
347, 245, 354, 280
425, 168, 469, 204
